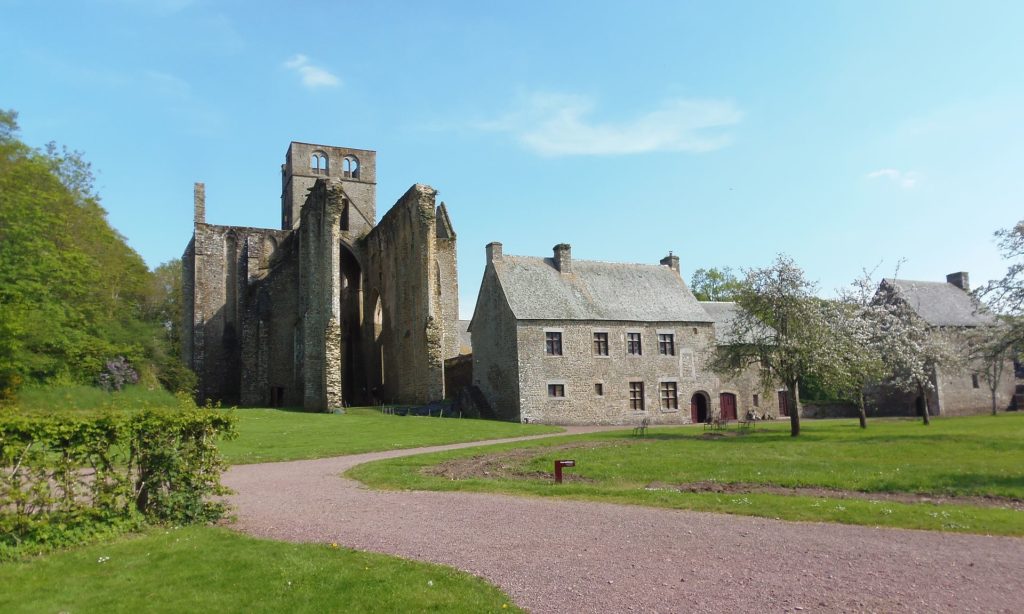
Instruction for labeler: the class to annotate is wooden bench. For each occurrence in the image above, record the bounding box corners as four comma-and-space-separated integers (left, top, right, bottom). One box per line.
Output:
633, 416, 650, 437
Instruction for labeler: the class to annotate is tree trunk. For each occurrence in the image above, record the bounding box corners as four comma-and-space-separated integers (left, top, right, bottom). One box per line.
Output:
858, 389, 867, 429
918, 381, 931, 426
991, 387, 998, 416
788, 379, 801, 437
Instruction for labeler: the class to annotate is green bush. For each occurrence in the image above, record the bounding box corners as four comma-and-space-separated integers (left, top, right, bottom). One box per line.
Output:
0, 407, 236, 559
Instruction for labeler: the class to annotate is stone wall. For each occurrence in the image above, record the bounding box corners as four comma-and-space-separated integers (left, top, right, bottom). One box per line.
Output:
435, 203, 461, 362
362, 184, 452, 405
281, 142, 376, 231
470, 260, 521, 421
716, 361, 782, 420
515, 320, 719, 425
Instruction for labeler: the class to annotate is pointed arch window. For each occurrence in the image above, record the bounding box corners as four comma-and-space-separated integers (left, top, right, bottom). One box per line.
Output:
310, 152, 329, 175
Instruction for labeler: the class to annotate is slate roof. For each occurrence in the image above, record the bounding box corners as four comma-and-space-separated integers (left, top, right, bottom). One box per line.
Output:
699, 300, 774, 344
700, 301, 744, 343
882, 279, 994, 327
493, 256, 712, 323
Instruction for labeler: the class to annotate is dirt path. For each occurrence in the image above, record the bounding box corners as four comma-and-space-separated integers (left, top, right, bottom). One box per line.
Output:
223, 428, 1023, 613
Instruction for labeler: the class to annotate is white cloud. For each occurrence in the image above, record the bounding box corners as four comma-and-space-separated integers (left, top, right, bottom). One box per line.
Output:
866, 168, 920, 189
477, 93, 743, 156
284, 54, 340, 89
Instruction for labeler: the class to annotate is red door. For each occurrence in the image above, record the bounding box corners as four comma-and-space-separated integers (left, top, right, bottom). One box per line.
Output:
720, 393, 737, 421
778, 391, 789, 417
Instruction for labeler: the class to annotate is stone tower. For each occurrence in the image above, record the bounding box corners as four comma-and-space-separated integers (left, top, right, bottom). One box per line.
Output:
183, 141, 459, 411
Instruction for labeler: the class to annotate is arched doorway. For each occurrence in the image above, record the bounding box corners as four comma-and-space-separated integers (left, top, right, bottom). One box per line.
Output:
690, 392, 709, 424
339, 243, 364, 404
720, 392, 737, 421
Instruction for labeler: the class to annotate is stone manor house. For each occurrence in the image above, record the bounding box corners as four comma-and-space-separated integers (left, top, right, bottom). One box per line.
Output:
182, 142, 460, 410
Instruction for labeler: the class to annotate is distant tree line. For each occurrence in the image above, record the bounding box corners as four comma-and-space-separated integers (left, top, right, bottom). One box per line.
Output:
0, 109, 193, 401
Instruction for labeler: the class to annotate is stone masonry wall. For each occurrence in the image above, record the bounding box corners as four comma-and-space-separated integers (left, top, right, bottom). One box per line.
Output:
469, 264, 521, 420
435, 204, 461, 363
362, 184, 448, 404
516, 320, 720, 425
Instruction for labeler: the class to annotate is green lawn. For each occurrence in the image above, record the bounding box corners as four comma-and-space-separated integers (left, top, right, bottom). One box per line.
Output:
221, 407, 561, 464
0, 526, 520, 613
348, 414, 1024, 536
10, 384, 184, 412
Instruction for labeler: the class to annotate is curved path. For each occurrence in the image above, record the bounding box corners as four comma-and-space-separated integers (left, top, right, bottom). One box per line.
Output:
224, 429, 1022, 613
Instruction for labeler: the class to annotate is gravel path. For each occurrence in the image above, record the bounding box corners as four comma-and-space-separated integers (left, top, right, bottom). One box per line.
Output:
223, 428, 1023, 613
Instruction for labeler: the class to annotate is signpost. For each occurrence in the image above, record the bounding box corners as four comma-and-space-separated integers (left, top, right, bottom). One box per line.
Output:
554, 459, 576, 484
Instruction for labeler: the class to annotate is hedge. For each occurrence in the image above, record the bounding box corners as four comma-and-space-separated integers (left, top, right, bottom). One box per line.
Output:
1, 407, 236, 558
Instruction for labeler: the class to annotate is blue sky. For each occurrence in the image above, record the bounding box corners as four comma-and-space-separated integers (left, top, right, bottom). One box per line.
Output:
3, 1, 1022, 318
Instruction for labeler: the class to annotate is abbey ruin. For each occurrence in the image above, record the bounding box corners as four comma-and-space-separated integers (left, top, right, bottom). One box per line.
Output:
182, 142, 460, 410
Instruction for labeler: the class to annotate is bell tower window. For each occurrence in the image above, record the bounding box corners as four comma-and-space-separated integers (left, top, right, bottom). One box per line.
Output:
343, 155, 360, 179
310, 152, 328, 175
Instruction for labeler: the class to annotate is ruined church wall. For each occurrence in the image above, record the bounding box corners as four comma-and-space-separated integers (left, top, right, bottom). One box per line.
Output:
239, 233, 300, 407
435, 219, 460, 362
363, 185, 446, 404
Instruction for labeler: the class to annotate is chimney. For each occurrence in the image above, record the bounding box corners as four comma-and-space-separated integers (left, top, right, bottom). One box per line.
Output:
486, 242, 503, 263
553, 243, 572, 274
946, 271, 969, 292
660, 251, 680, 274
194, 182, 206, 224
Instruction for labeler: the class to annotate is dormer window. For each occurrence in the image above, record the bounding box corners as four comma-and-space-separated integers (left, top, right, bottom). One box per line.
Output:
343, 155, 359, 179
310, 152, 328, 175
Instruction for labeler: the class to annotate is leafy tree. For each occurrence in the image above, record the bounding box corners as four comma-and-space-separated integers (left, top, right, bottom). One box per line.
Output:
690, 267, 743, 301
0, 109, 157, 398
965, 322, 1014, 415
977, 219, 1024, 368
873, 280, 963, 426
713, 255, 838, 436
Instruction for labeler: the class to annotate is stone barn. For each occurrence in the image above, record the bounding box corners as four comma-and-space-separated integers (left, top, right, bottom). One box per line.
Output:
182, 142, 461, 410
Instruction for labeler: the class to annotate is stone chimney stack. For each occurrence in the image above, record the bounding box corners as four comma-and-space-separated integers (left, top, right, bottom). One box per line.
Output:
486, 242, 503, 264
946, 271, 970, 292
194, 182, 206, 224
660, 251, 680, 274
553, 243, 572, 274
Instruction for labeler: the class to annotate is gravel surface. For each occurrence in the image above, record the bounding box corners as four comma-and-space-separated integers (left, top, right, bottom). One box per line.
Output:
223, 428, 1023, 613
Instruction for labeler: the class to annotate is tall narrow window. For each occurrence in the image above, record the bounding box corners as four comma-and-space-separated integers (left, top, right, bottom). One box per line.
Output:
595, 383, 604, 396
658, 333, 675, 356
629, 382, 645, 410
593, 332, 609, 356
343, 155, 360, 178
627, 332, 642, 356
545, 332, 563, 356
971, 374, 980, 388
660, 382, 678, 410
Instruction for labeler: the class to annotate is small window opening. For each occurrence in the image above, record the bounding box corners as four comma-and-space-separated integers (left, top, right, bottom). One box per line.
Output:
971, 374, 980, 389
548, 384, 565, 398
343, 155, 360, 179
753, 394, 760, 407
629, 381, 645, 410
595, 383, 604, 396
545, 331, 563, 356
310, 152, 328, 175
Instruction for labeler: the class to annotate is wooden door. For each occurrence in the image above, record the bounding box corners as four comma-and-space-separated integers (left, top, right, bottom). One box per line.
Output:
690, 394, 708, 423
778, 391, 789, 417
720, 393, 737, 421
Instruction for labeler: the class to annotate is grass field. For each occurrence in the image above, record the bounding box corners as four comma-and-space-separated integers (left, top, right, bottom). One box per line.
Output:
220, 407, 561, 464
10, 384, 184, 412
0, 526, 520, 613
348, 414, 1024, 536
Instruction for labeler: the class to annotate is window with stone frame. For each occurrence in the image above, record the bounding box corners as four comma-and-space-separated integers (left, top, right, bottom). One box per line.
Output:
627, 332, 642, 356
971, 374, 980, 389
548, 383, 565, 398
593, 332, 609, 356
660, 381, 678, 410
629, 381, 645, 410
658, 333, 675, 356
545, 331, 563, 356
595, 382, 604, 396
753, 393, 760, 407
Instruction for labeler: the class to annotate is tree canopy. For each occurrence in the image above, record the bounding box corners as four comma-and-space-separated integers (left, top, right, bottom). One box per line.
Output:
690, 267, 742, 302
0, 110, 188, 399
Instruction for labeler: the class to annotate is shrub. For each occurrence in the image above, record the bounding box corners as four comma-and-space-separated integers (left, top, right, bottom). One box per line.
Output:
96, 356, 139, 392
0, 407, 236, 559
